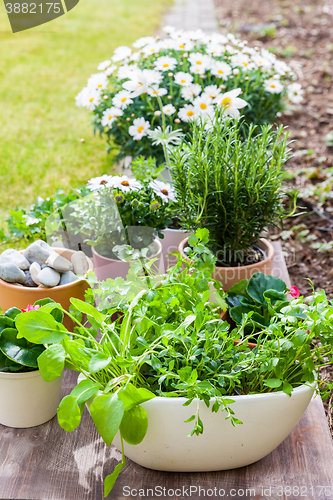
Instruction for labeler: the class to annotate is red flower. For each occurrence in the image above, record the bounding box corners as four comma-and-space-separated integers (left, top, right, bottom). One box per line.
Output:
289, 286, 300, 298
21, 304, 41, 313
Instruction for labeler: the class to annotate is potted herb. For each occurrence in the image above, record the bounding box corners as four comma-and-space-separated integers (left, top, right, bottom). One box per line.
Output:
59, 174, 174, 280
0, 300, 64, 428
173, 116, 293, 289
16, 230, 331, 496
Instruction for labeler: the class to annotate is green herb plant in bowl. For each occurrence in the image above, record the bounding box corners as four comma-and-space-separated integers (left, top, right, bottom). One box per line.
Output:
15, 230, 333, 496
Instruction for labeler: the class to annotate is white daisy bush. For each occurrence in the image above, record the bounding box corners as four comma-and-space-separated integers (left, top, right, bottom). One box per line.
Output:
76, 26, 303, 163
86, 174, 176, 238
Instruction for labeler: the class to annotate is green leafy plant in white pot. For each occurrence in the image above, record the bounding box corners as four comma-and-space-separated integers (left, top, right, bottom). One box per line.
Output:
15, 230, 332, 496
171, 115, 295, 290
0, 299, 64, 428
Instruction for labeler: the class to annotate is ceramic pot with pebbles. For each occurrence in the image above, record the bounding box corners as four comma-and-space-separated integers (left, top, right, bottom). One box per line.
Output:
0, 241, 93, 329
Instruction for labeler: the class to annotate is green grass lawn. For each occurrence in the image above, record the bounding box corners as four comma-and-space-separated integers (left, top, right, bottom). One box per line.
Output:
0, 0, 170, 223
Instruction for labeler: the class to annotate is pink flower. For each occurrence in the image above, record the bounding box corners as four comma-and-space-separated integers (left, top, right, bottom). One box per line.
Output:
289, 286, 300, 298
21, 305, 41, 313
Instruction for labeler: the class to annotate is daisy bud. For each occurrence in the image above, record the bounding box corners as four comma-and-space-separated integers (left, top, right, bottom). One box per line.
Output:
183, 52, 188, 58
179, 62, 183, 66
126, 117, 130, 121
168, 72, 173, 77
245, 76, 249, 80
131, 113, 135, 117
199, 74, 204, 78
233, 68, 240, 75
230, 75, 234, 79
118, 123, 121, 127
80, 138, 85, 143
174, 118, 181, 124
154, 110, 161, 117
103, 95, 108, 100
219, 84, 226, 89
167, 95, 172, 100
168, 52, 173, 56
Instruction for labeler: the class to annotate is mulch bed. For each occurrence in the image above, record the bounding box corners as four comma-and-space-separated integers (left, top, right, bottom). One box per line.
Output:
214, 0, 333, 434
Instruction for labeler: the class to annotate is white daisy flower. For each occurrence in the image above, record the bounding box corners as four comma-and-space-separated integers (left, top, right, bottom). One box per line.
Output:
75, 87, 101, 110
147, 86, 168, 97
129, 117, 150, 141
210, 61, 232, 80
160, 38, 176, 50
173, 39, 194, 51
149, 180, 177, 202
216, 88, 247, 118
174, 71, 193, 86
202, 84, 221, 101
122, 70, 149, 97
154, 56, 178, 72
188, 53, 211, 72
87, 73, 108, 90
132, 36, 156, 48
143, 69, 163, 86
129, 51, 142, 62
112, 46, 132, 62
162, 104, 176, 116
101, 107, 123, 127
117, 64, 138, 80
87, 175, 113, 190
274, 60, 291, 76
104, 64, 117, 77
210, 33, 228, 45
287, 83, 304, 103
206, 43, 225, 57
111, 175, 142, 192
97, 60, 112, 71
162, 25, 175, 34
178, 104, 197, 122
251, 54, 272, 70
186, 29, 205, 41
230, 53, 250, 69
263, 79, 284, 93
112, 91, 133, 110
193, 94, 213, 113
142, 42, 161, 56
181, 83, 202, 101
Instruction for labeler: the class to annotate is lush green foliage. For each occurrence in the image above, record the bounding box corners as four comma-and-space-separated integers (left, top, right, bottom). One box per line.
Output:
15, 230, 333, 495
170, 117, 290, 261
226, 272, 289, 330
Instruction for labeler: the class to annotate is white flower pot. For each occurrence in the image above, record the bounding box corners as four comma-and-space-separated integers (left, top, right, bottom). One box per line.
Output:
92, 238, 164, 281
159, 228, 192, 270
0, 370, 63, 428
112, 383, 315, 471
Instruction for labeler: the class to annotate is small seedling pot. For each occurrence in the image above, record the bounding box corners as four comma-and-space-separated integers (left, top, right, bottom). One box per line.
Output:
178, 237, 275, 291
0, 369, 63, 428
111, 382, 315, 472
92, 238, 164, 281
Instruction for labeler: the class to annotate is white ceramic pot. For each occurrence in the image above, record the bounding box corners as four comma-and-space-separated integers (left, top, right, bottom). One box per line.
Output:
0, 370, 63, 428
159, 228, 192, 270
92, 238, 164, 281
112, 383, 314, 471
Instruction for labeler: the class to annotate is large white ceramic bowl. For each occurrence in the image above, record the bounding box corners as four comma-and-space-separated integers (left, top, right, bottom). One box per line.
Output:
112, 383, 315, 471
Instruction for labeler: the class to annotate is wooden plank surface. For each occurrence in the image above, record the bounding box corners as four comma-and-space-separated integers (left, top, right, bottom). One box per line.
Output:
1, 242, 332, 500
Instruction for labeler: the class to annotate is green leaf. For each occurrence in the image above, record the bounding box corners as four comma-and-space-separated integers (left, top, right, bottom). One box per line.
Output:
4, 307, 21, 320
37, 344, 66, 381
70, 298, 106, 324
282, 381, 293, 396
104, 458, 126, 498
90, 393, 124, 446
70, 379, 101, 404
247, 273, 286, 305
263, 289, 287, 305
120, 406, 148, 445
228, 279, 249, 297
118, 384, 155, 411
16, 311, 68, 343
57, 395, 82, 432
88, 353, 111, 374
0, 316, 15, 333
264, 378, 282, 389
0, 328, 44, 367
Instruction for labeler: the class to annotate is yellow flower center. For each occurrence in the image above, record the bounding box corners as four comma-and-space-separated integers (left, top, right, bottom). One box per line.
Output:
270, 84, 276, 88
161, 189, 169, 195
89, 97, 94, 102
196, 61, 202, 65
137, 126, 144, 133
181, 79, 186, 83
108, 115, 113, 120
100, 180, 107, 185
218, 70, 224, 74
121, 180, 130, 186
187, 110, 194, 116
200, 103, 207, 109
163, 63, 169, 67
179, 44, 185, 49
97, 84, 103, 88
243, 62, 248, 66
221, 97, 232, 108
121, 97, 127, 102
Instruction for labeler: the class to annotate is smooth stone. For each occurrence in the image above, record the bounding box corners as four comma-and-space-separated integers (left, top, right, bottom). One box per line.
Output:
0, 249, 30, 270
30, 262, 41, 285
23, 240, 55, 266
37, 267, 60, 287
71, 251, 89, 275
0, 262, 26, 284
23, 271, 38, 287
59, 271, 78, 286
45, 253, 73, 272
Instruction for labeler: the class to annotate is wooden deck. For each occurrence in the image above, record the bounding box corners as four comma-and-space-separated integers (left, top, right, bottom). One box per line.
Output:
0, 242, 332, 500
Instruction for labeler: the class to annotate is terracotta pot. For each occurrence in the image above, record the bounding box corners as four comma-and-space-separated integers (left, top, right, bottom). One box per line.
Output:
178, 237, 275, 291
159, 228, 192, 270
92, 238, 164, 281
0, 248, 93, 330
